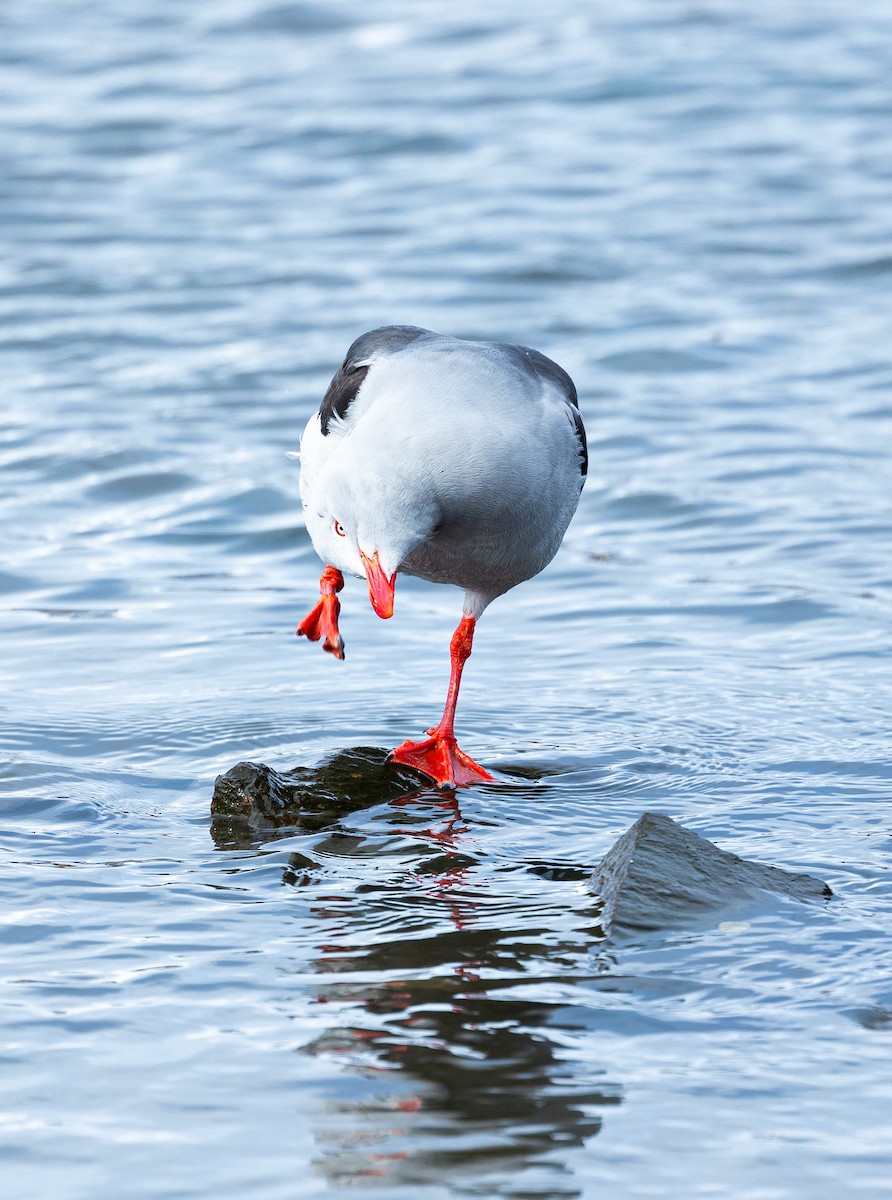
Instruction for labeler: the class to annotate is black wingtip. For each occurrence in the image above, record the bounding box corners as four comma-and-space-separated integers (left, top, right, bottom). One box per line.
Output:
571, 404, 588, 478
319, 362, 370, 436
318, 327, 432, 436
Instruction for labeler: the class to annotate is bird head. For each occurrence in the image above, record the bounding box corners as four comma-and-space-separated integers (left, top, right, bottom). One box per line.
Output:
308, 470, 439, 621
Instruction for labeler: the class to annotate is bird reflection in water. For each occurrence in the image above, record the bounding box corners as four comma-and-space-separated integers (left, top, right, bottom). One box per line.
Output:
211, 748, 619, 1190
289, 769, 620, 1194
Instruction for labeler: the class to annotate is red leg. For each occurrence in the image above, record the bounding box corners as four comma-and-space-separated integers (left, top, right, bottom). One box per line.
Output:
388, 615, 493, 788
296, 565, 345, 659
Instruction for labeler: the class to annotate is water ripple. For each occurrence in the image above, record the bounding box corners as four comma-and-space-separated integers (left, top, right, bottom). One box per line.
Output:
2, 0, 892, 1196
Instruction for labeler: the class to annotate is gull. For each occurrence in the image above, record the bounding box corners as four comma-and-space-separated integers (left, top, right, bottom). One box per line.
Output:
295, 325, 586, 787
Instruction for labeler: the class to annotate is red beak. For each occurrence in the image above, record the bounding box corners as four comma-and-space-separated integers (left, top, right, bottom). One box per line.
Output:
360, 550, 396, 619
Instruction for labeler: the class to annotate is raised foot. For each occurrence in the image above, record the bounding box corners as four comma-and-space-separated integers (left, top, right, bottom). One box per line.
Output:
296, 565, 345, 658
388, 733, 494, 789
296, 594, 344, 659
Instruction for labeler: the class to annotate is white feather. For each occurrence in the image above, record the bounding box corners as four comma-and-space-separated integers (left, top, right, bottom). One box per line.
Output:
299, 327, 586, 617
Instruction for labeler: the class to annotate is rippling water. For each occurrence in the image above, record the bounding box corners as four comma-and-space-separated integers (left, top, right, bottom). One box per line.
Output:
2, 1, 891, 1196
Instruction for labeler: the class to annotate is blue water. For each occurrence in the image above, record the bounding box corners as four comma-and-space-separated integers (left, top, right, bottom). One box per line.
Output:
2, 1, 891, 1196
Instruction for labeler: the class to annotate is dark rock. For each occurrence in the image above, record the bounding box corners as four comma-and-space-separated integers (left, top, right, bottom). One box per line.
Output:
526, 860, 593, 882
210, 746, 424, 848
413, 851, 479, 876
590, 812, 831, 937
846, 1005, 892, 1031
286, 851, 321, 871
282, 851, 321, 887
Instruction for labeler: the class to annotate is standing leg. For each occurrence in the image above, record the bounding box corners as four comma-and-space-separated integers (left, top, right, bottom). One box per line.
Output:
296, 565, 345, 659
388, 615, 493, 788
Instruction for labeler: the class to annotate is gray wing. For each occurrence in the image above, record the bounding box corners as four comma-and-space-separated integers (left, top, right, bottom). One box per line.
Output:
500, 342, 587, 478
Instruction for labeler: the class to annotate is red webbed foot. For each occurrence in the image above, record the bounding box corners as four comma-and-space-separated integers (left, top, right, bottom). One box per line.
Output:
388, 730, 493, 789
296, 565, 345, 659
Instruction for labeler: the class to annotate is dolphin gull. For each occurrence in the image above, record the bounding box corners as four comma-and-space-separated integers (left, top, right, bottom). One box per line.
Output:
295, 325, 587, 788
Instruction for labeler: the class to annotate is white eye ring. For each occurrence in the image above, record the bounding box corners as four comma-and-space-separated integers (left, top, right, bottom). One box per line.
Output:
333, 520, 346, 537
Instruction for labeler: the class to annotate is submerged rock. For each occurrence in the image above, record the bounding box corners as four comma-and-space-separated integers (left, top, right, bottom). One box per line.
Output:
590, 812, 831, 937
210, 745, 422, 847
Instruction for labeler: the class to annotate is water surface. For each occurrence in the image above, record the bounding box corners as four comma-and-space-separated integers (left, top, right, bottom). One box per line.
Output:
2, 1, 891, 1197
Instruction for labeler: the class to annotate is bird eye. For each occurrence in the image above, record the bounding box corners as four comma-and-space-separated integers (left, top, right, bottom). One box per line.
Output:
333, 520, 346, 537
